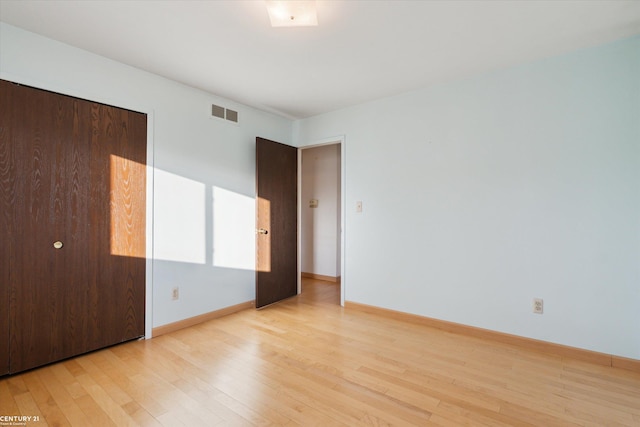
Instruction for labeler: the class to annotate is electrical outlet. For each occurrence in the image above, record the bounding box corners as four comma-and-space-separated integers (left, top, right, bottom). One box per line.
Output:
532, 298, 543, 314
171, 287, 179, 301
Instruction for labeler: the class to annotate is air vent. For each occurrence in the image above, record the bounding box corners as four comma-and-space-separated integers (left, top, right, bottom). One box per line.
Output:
225, 109, 238, 123
211, 104, 239, 124
211, 104, 225, 119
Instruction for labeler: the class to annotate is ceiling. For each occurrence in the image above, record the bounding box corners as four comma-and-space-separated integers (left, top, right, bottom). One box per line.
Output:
1, 1, 639, 120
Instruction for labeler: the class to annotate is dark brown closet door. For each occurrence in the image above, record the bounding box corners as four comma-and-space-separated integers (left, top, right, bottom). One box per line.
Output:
0, 82, 13, 375
85, 95, 146, 354
0, 80, 146, 374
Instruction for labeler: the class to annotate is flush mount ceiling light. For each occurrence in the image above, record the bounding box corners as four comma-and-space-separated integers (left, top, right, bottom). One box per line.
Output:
266, 1, 318, 27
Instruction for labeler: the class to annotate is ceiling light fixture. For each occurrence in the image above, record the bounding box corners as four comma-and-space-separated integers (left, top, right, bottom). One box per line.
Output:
266, 1, 318, 27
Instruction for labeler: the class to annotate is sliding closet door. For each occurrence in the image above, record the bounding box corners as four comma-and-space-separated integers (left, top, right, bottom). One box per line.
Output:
0, 80, 146, 374
6, 80, 89, 373
0, 82, 13, 375
86, 95, 147, 353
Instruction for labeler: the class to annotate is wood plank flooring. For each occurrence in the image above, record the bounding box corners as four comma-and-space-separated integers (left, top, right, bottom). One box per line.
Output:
1, 278, 639, 426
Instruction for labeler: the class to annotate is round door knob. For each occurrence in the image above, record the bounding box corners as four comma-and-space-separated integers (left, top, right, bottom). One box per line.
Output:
257, 228, 269, 235
53, 241, 64, 249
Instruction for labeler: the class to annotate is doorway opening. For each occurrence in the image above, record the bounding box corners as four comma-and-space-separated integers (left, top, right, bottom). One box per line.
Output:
299, 141, 343, 305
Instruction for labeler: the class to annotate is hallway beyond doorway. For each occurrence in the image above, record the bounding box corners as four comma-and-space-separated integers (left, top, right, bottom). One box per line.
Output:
299, 277, 340, 306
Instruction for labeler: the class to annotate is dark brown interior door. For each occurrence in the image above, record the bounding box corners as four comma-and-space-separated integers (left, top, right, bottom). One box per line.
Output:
255, 137, 298, 309
0, 80, 146, 374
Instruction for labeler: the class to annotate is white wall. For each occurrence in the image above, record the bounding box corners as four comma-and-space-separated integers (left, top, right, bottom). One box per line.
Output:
294, 36, 640, 359
0, 23, 293, 329
301, 144, 341, 278
3, 22, 638, 359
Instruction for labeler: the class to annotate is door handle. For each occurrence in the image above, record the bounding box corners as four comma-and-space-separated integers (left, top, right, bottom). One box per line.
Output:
53, 241, 64, 249
257, 228, 269, 235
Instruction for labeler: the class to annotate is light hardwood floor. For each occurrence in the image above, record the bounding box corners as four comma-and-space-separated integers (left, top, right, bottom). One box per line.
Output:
1, 279, 639, 426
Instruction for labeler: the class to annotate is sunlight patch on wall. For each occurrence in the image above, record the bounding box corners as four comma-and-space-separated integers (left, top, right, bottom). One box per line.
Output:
212, 186, 255, 270
110, 154, 146, 258
154, 168, 206, 264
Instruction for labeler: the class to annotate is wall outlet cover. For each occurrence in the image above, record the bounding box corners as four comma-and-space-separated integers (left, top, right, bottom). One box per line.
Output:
532, 298, 543, 314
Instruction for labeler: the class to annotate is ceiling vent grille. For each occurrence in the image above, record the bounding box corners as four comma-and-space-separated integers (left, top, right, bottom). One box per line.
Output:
211, 103, 239, 124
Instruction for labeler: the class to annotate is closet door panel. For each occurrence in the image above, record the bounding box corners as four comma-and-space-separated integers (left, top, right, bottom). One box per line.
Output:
7, 82, 91, 372
1, 80, 146, 374
86, 103, 146, 350
0, 81, 15, 375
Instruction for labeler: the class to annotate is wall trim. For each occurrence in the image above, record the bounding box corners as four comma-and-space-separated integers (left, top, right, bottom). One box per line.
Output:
301, 272, 341, 283
152, 300, 254, 337
345, 301, 640, 373
612, 355, 640, 372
